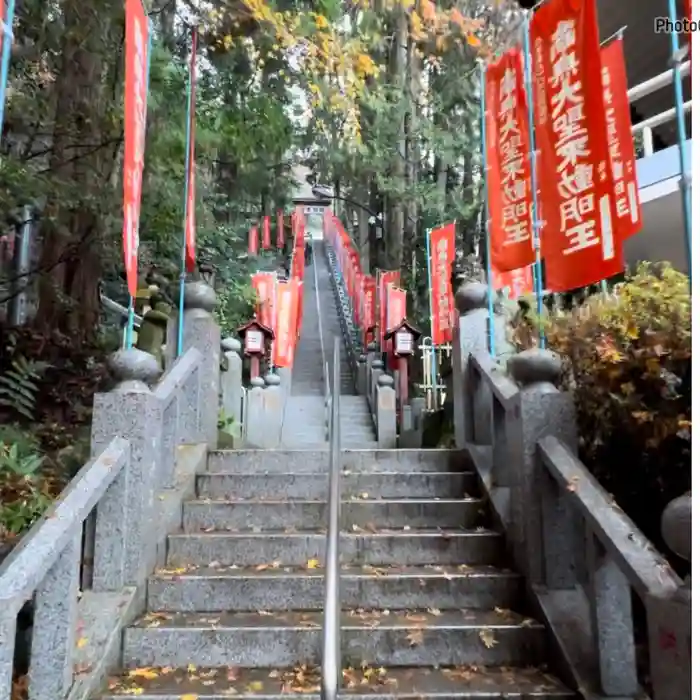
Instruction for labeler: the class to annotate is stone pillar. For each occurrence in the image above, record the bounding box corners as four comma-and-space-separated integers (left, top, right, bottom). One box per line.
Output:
507, 348, 577, 584
357, 354, 368, 397
370, 358, 384, 420
181, 281, 220, 448
376, 373, 397, 448
245, 377, 266, 448
221, 337, 243, 425
261, 372, 284, 448
452, 283, 489, 448
91, 348, 163, 589
647, 492, 691, 700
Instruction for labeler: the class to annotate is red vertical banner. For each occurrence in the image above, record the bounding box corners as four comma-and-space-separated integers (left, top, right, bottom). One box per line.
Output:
428, 222, 456, 346
262, 215, 271, 249
184, 28, 197, 273
484, 49, 535, 272
274, 281, 294, 367
362, 276, 376, 341
601, 38, 642, 240
276, 210, 285, 248
385, 285, 407, 372
378, 271, 400, 352
248, 224, 259, 256
493, 265, 534, 299
530, 0, 624, 292
122, 0, 149, 297
251, 272, 276, 330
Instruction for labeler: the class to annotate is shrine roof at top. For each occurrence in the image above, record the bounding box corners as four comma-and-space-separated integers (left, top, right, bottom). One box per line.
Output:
516, 0, 692, 272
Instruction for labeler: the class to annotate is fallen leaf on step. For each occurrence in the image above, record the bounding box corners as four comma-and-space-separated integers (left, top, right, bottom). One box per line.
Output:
77, 636, 88, 649
307, 558, 319, 569
128, 668, 159, 680
360, 492, 369, 499
247, 681, 264, 691
479, 628, 498, 648
180, 694, 199, 700
187, 664, 197, 674
406, 629, 424, 646
226, 668, 240, 681
122, 689, 144, 696
427, 607, 442, 616
257, 610, 274, 616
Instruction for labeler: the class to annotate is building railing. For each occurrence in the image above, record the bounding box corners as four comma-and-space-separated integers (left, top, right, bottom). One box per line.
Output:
452, 287, 691, 700
0, 281, 222, 700
628, 60, 692, 158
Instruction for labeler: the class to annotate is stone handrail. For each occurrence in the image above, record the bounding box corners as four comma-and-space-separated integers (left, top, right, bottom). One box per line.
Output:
454, 290, 691, 700
0, 280, 221, 700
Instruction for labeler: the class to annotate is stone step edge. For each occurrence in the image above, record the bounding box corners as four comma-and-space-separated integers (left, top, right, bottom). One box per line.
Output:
150, 563, 517, 580
185, 497, 483, 505
168, 528, 500, 539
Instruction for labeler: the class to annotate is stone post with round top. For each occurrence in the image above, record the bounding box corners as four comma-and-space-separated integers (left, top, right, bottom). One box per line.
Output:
646, 492, 691, 700
90, 347, 163, 591
376, 373, 397, 448
506, 348, 578, 585
221, 337, 243, 426
180, 281, 221, 449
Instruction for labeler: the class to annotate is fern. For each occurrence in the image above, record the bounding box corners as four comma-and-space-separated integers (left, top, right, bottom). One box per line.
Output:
0, 356, 51, 421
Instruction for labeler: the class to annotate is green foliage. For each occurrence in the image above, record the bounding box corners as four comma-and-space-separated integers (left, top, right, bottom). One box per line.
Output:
0, 356, 51, 421
513, 263, 691, 564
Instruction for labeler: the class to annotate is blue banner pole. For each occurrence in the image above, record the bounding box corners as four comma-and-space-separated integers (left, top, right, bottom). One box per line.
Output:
479, 64, 496, 357
177, 30, 195, 357
125, 18, 154, 349
424, 226, 439, 393
522, 15, 546, 348
0, 0, 16, 143
666, 0, 692, 282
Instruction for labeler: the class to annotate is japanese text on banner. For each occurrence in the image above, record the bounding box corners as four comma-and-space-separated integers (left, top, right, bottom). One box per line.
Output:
251, 272, 276, 331
428, 223, 456, 346
530, 0, 624, 292
485, 50, 535, 272
122, 0, 149, 297
600, 37, 641, 240
273, 280, 300, 368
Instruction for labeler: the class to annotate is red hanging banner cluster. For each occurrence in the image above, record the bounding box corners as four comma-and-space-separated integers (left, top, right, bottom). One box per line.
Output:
122, 0, 149, 296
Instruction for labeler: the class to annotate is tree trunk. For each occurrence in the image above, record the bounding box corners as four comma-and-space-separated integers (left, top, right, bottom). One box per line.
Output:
34, 0, 116, 341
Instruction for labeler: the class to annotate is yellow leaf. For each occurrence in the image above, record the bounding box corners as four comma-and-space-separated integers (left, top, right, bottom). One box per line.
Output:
247, 681, 264, 691
128, 668, 159, 680
77, 637, 88, 649
181, 694, 199, 700
307, 558, 319, 569
479, 628, 498, 648
466, 33, 480, 47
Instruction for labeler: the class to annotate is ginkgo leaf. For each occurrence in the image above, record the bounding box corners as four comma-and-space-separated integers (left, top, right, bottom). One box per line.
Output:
479, 628, 498, 648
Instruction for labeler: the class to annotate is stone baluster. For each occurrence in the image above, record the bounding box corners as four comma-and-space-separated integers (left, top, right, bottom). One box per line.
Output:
506, 348, 577, 584
376, 373, 397, 448
647, 492, 691, 700
452, 282, 489, 448
357, 353, 368, 397
91, 348, 163, 592
180, 281, 221, 448
261, 371, 284, 448
369, 358, 384, 422
245, 376, 266, 448
221, 337, 243, 426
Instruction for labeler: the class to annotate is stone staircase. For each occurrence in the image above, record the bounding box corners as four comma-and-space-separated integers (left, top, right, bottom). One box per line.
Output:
100, 448, 574, 699
281, 243, 377, 450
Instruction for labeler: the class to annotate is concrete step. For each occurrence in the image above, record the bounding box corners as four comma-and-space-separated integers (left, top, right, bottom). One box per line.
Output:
122, 609, 545, 668
207, 449, 466, 474
148, 564, 521, 613
196, 473, 479, 500
102, 664, 575, 699
166, 529, 503, 568
183, 498, 484, 531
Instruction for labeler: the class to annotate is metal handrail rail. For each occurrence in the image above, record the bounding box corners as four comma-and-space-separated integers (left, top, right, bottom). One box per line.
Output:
312, 240, 329, 404
321, 337, 342, 700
